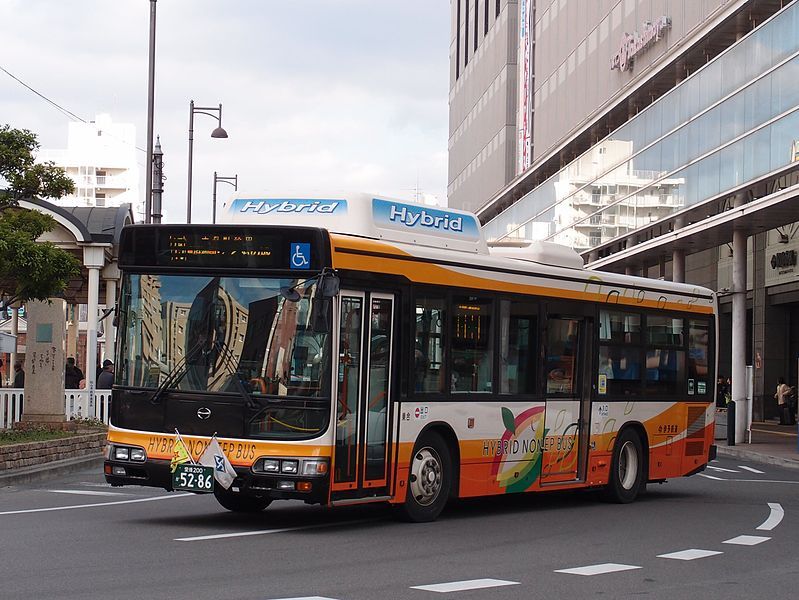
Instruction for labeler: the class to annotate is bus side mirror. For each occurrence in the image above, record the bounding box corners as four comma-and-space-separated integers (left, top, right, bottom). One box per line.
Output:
320, 273, 340, 298
309, 271, 338, 333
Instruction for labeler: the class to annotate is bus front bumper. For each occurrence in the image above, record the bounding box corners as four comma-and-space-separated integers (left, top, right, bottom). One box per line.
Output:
104, 458, 330, 504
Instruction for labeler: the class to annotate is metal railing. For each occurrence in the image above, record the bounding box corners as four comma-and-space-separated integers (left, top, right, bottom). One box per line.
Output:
1, 389, 111, 429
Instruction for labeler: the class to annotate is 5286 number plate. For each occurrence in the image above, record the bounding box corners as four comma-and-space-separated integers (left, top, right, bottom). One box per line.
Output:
172, 464, 214, 493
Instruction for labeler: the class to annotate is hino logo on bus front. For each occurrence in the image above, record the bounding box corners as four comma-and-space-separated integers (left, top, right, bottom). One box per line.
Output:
197, 407, 212, 420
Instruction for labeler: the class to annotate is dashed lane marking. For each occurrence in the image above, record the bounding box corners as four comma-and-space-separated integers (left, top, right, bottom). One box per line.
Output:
0, 493, 193, 516
757, 503, 784, 531
175, 519, 375, 542
707, 465, 739, 473
723, 535, 771, 546
738, 466, 765, 474
657, 549, 723, 561
47, 489, 132, 497
410, 579, 520, 593
698, 474, 725, 481
267, 597, 338, 600
554, 563, 642, 576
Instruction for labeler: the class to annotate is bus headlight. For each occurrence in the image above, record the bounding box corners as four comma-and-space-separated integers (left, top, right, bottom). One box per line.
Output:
129, 448, 146, 462
113, 447, 130, 461
281, 460, 299, 474
262, 459, 280, 473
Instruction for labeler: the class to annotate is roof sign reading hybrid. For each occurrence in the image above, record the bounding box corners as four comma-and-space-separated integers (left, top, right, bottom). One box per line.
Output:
372, 198, 480, 241
230, 198, 348, 215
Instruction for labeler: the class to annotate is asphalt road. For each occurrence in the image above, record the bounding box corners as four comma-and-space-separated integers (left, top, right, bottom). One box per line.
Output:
0, 456, 796, 600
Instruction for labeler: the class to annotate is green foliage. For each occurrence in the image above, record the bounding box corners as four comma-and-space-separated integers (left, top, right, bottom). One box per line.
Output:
0, 125, 81, 307
0, 427, 79, 446
0, 125, 74, 209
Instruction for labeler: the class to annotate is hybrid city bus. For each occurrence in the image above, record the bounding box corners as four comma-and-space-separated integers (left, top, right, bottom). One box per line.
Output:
104, 194, 717, 521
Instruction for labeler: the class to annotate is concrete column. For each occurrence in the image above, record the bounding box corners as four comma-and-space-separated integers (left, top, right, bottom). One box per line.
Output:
9, 304, 19, 387
731, 228, 747, 443
672, 249, 686, 283
66, 304, 78, 360
104, 277, 117, 363
84, 246, 106, 407
22, 299, 67, 423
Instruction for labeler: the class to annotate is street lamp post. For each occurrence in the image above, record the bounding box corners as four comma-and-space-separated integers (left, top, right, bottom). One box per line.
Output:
187, 100, 228, 223
212, 172, 238, 224
145, 0, 157, 224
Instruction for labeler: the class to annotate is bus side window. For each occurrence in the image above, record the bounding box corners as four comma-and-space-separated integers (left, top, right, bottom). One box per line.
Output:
499, 299, 537, 395
414, 296, 447, 394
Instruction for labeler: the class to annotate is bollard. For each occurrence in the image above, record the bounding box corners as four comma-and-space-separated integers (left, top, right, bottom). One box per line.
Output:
727, 400, 736, 447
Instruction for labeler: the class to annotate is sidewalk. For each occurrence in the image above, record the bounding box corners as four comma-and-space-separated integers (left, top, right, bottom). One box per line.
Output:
716, 420, 799, 470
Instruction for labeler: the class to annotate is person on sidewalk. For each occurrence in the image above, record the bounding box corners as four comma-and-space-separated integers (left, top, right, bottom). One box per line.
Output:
96, 359, 114, 389
13, 361, 24, 388
774, 377, 795, 425
65, 357, 84, 389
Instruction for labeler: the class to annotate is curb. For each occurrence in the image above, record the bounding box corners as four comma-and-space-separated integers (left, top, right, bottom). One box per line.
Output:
0, 453, 104, 487
716, 445, 799, 471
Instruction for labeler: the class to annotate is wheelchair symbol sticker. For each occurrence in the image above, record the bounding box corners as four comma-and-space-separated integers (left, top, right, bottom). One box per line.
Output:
290, 243, 311, 270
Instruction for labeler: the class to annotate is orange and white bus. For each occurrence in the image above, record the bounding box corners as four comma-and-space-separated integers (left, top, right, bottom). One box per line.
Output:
105, 194, 717, 521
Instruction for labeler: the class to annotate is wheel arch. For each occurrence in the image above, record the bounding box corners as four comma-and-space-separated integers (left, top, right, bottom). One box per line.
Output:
415, 421, 461, 500
616, 421, 650, 481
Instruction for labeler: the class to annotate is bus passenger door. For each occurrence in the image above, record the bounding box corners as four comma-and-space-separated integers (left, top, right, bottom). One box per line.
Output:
330, 291, 395, 501
540, 314, 593, 484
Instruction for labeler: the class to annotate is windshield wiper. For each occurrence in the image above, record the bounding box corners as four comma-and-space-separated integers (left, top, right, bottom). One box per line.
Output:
210, 337, 262, 410
149, 339, 207, 405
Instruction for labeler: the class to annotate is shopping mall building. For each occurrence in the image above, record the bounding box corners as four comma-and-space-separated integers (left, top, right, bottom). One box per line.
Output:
448, 0, 799, 426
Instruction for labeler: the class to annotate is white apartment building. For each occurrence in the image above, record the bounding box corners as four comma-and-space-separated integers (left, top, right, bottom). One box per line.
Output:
38, 113, 142, 221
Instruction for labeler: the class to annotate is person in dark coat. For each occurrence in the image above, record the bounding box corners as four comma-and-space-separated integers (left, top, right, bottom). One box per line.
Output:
13, 361, 24, 388
65, 357, 84, 389
96, 359, 115, 389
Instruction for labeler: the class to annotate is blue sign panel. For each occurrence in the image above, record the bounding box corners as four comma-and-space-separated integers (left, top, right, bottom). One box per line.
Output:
229, 198, 347, 216
290, 243, 311, 270
372, 198, 480, 240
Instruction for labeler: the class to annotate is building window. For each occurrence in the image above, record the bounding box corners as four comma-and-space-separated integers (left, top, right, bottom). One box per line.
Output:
465, 0, 469, 66
456, 0, 461, 79
484, 0, 488, 35
474, 0, 479, 52
496, 0, 500, 18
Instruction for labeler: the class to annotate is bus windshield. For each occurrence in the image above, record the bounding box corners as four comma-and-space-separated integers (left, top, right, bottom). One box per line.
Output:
117, 274, 331, 400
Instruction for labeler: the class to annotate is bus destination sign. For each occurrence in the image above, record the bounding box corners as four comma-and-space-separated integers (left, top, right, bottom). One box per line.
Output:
167, 232, 274, 265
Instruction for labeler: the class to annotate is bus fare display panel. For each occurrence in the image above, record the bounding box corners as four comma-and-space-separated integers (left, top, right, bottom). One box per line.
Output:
119, 226, 329, 271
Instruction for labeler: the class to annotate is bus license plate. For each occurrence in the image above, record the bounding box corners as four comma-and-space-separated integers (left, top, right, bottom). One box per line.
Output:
172, 464, 214, 493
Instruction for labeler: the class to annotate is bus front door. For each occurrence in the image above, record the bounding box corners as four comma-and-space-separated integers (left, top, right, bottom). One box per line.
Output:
540, 315, 593, 484
330, 291, 395, 503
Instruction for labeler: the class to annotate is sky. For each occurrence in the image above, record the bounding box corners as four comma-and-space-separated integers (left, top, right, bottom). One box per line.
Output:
0, 0, 451, 223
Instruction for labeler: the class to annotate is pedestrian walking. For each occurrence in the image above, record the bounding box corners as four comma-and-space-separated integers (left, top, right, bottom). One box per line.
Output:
65, 357, 84, 389
716, 376, 728, 408
96, 359, 114, 390
774, 377, 795, 425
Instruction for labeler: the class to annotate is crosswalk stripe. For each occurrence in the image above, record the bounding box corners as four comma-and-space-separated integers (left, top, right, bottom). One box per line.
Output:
738, 465, 765, 474
723, 535, 771, 546
410, 579, 520, 593
555, 563, 642, 576
657, 549, 723, 561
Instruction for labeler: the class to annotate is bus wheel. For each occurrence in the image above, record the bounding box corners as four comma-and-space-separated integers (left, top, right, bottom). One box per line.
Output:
397, 431, 451, 522
214, 486, 272, 513
603, 428, 644, 503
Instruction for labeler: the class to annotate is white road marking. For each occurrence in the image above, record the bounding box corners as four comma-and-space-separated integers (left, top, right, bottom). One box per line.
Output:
657, 549, 723, 561
410, 579, 520, 593
0, 493, 193, 516
757, 503, 784, 531
268, 597, 338, 600
723, 535, 771, 546
47, 489, 131, 497
79, 482, 115, 488
555, 563, 642, 576
698, 474, 725, 481
175, 519, 374, 542
707, 465, 739, 473
738, 465, 765, 474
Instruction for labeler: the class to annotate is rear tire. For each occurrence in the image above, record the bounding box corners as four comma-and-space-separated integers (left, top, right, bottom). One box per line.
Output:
397, 431, 451, 522
603, 428, 645, 503
214, 486, 272, 513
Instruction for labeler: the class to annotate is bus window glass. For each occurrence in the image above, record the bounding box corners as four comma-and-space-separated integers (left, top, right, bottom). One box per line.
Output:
414, 296, 446, 393
647, 316, 684, 345
499, 299, 537, 395
599, 310, 641, 343
598, 345, 642, 395
545, 318, 579, 395
451, 296, 493, 393
645, 349, 686, 395
688, 319, 710, 394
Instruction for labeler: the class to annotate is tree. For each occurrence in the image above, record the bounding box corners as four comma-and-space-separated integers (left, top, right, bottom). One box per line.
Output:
0, 125, 81, 310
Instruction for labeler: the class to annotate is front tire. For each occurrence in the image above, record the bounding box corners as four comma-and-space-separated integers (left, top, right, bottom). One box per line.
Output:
397, 431, 451, 522
214, 486, 272, 513
603, 428, 645, 503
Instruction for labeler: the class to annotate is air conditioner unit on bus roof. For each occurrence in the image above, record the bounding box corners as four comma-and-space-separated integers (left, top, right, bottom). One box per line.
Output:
487, 240, 585, 270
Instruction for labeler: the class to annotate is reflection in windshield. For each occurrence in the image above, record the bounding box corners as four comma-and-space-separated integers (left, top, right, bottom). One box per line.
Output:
117, 275, 330, 437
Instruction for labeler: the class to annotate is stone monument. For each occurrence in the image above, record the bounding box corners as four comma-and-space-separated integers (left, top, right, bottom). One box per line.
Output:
20, 298, 72, 429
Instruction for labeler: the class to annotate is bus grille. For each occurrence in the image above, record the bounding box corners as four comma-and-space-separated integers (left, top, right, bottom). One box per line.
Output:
685, 406, 706, 456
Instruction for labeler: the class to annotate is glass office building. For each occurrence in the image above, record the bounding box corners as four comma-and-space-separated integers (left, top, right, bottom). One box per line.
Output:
449, 0, 799, 422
